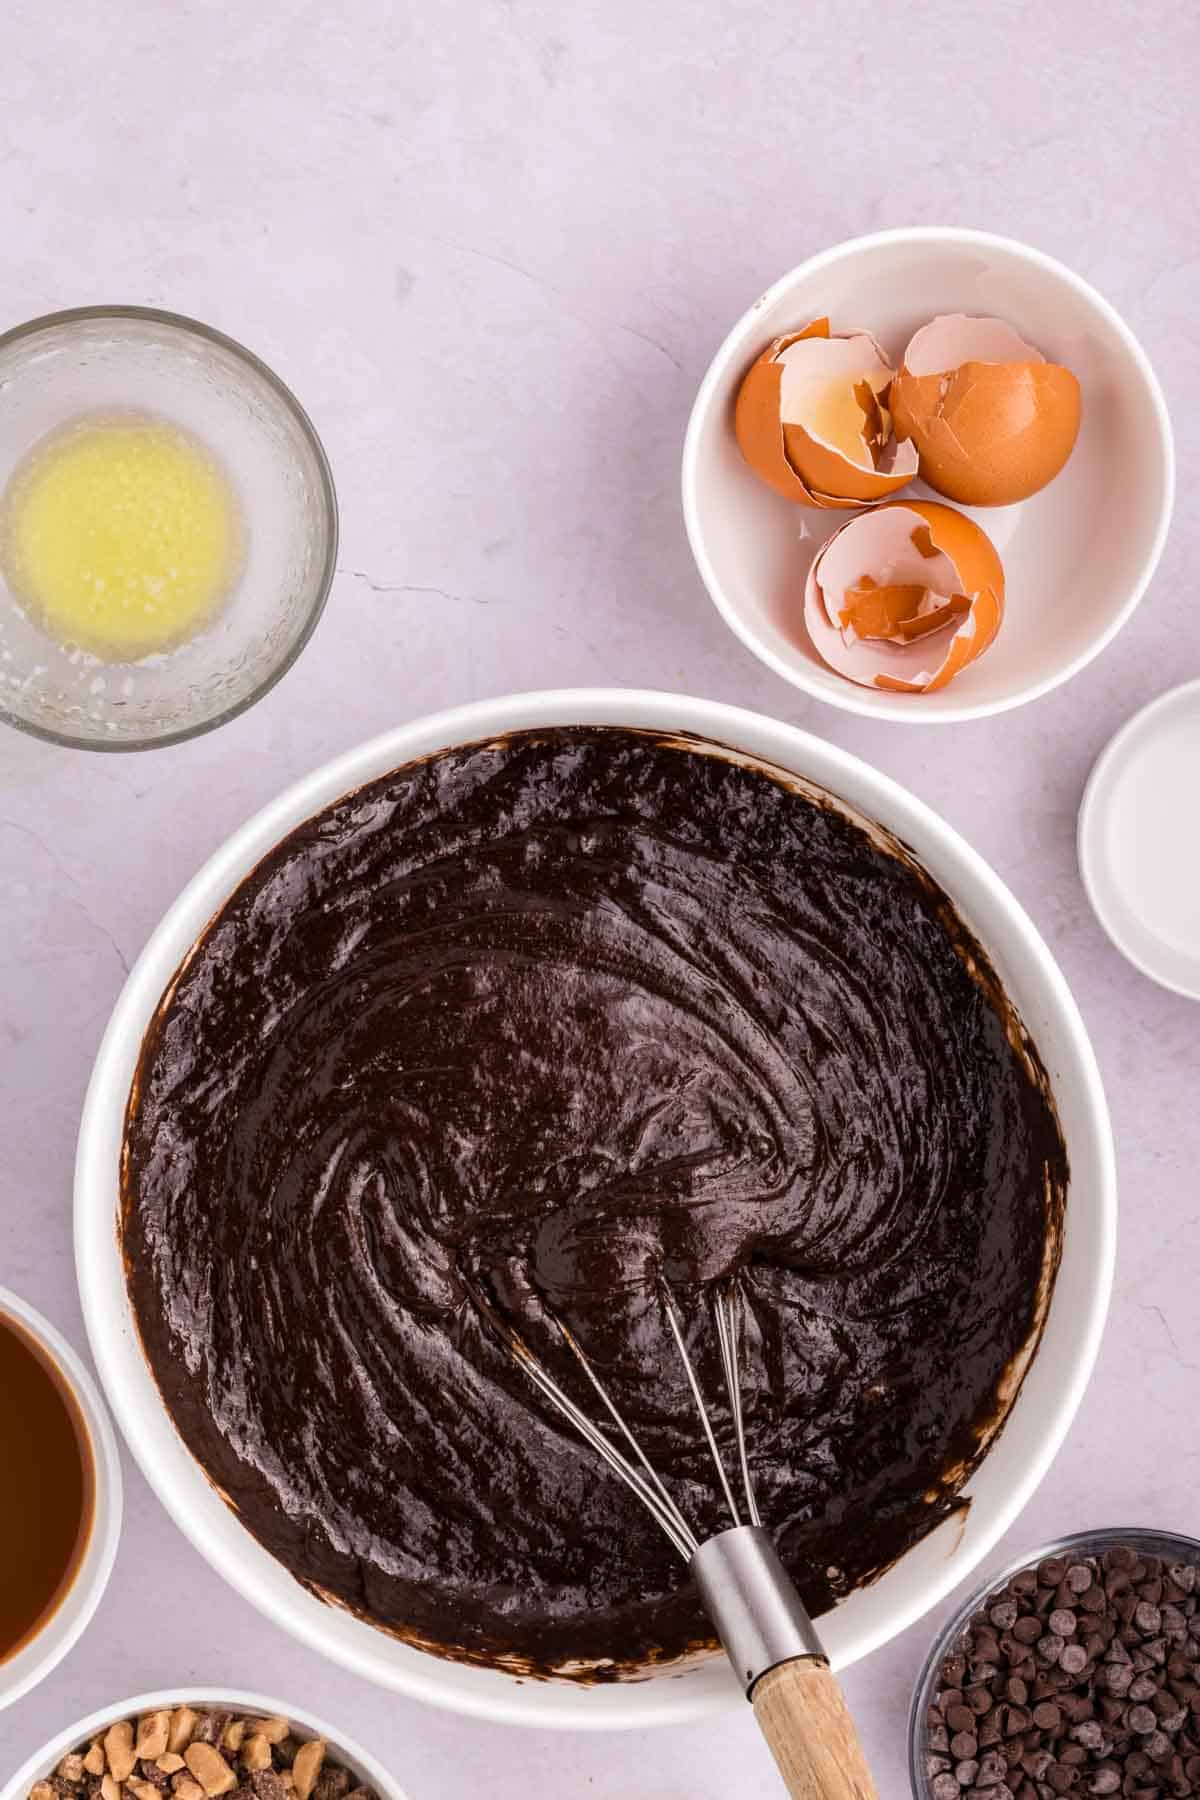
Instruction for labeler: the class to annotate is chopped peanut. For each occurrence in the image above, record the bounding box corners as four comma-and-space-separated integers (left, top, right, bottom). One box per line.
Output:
239, 1736, 273, 1773
156, 1754, 186, 1774
253, 1717, 290, 1746
167, 1708, 198, 1755
104, 1722, 137, 1784
291, 1741, 326, 1800
184, 1743, 237, 1798
136, 1711, 172, 1761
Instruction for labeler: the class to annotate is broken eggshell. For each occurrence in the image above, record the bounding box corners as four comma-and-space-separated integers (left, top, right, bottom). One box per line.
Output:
890, 314, 1081, 506
734, 318, 919, 508
804, 500, 1004, 694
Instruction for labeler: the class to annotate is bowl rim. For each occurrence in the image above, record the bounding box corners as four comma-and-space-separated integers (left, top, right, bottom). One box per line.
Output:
1077, 676, 1200, 1001
0, 1287, 124, 1711
681, 225, 1176, 724
0, 1685, 408, 1800
904, 1524, 1200, 1797
74, 686, 1116, 1729
0, 303, 339, 754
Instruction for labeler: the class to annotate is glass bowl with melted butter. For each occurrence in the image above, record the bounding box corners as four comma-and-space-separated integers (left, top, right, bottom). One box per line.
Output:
0, 307, 337, 750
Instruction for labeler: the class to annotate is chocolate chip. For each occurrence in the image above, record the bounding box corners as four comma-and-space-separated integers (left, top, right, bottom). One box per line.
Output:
923, 1544, 1200, 1800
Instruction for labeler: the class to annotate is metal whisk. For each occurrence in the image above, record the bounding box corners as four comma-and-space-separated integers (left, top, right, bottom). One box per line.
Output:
501, 1283, 879, 1800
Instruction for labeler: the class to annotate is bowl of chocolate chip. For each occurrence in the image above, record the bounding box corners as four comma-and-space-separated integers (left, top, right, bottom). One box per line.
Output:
1, 1691, 404, 1800
910, 1528, 1200, 1799
76, 688, 1115, 1729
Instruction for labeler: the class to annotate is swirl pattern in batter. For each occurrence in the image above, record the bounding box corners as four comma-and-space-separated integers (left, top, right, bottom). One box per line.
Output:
121, 727, 1067, 1676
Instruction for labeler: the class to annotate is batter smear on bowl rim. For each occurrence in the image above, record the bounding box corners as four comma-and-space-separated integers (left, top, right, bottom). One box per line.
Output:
120, 726, 1067, 1679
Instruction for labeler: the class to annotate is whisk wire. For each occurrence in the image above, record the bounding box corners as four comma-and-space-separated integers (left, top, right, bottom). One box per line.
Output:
713, 1285, 761, 1528
661, 1289, 743, 1529
508, 1332, 699, 1561
554, 1316, 700, 1557
504, 1282, 760, 1564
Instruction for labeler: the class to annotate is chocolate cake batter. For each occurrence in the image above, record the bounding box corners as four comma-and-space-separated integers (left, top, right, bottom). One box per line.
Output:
122, 728, 1067, 1676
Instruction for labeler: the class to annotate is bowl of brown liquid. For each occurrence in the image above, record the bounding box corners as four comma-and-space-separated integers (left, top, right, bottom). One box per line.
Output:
0, 1289, 122, 1708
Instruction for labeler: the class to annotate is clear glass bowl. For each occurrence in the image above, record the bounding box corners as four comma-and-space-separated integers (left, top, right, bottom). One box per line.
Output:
0, 306, 337, 750
907, 1526, 1200, 1797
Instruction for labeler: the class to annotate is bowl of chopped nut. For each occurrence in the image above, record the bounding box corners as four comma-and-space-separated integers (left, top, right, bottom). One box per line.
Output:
0, 1691, 405, 1800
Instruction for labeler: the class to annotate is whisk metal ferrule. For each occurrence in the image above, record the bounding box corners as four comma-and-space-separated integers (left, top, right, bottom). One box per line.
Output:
691, 1524, 825, 1696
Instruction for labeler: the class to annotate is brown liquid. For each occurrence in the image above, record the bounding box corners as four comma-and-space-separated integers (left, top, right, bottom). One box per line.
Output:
0, 1312, 94, 1662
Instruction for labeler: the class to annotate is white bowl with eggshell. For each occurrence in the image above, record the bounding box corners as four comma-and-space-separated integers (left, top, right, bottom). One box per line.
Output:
682, 227, 1174, 721
76, 688, 1115, 1731
0, 1689, 407, 1800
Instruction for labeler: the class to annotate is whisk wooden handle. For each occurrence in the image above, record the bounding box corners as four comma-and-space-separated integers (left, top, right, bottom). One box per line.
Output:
752, 1658, 879, 1800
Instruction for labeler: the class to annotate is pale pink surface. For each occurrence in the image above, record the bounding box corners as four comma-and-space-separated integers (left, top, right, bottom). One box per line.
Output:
0, 3, 1197, 1797
902, 314, 1045, 374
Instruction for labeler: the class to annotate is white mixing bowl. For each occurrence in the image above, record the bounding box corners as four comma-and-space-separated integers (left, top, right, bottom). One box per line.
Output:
75, 689, 1115, 1730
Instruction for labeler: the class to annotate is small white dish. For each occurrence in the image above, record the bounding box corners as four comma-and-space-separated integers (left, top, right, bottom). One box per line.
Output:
682, 227, 1174, 723
1078, 679, 1200, 999
0, 1687, 407, 1800
0, 1289, 123, 1711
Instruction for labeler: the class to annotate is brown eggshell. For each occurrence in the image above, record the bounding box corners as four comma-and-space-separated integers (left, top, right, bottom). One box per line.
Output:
734, 319, 917, 508
734, 319, 835, 504
890, 314, 1081, 506
803, 500, 1004, 694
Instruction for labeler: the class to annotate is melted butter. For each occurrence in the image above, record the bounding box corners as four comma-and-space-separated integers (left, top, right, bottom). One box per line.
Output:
1, 413, 241, 661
